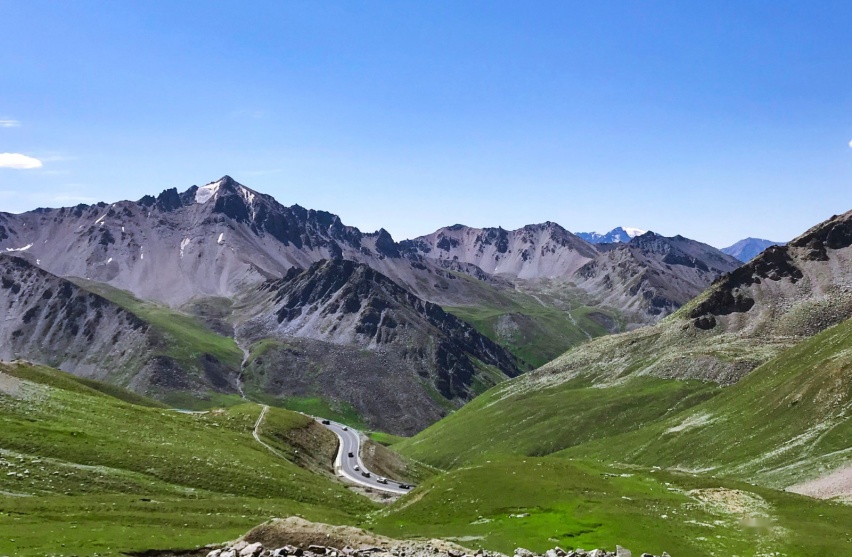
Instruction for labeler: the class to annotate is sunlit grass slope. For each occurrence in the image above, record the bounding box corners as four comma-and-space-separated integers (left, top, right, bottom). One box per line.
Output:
71, 278, 243, 371
0, 362, 375, 556
371, 457, 852, 556
557, 316, 852, 488
396, 375, 719, 469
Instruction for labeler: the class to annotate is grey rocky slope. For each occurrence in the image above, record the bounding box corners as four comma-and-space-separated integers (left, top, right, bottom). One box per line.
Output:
572, 232, 742, 323
0, 254, 239, 396
399, 222, 599, 280
686, 210, 852, 339
537, 208, 852, 387
721, 237, 785, 262
237, 259, 521, 434
401, 223, 740, 325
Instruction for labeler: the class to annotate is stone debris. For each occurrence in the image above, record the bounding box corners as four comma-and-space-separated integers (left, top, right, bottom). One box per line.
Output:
198, 517, 670, 557
206, 543, 670, 557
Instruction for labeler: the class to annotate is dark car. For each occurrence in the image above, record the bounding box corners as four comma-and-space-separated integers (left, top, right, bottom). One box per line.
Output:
398, 484, 411, 490
321, 419, 331, 425
361, 471, 371, 478
348, 452, 354, 458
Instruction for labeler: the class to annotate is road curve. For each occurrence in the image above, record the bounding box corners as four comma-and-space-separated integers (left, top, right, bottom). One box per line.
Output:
318, 420, 412, 495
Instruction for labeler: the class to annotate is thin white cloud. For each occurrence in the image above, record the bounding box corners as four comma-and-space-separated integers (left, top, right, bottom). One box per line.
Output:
848, 139, 852, 149
0, 153, 43, 169
0, 119, 20, 128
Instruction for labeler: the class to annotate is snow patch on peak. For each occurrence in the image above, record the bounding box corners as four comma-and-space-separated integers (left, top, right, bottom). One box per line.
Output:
239, 186, 256, 205
180, 238, 191, 258
5, 244, 33, 252
217, 232, 225, 245
195, 180, 222, 204
623, 227, 647, 238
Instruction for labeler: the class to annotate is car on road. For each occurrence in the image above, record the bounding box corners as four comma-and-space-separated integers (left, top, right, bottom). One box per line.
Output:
343, 426, 348, 431
398, 484, 411, 490
321, 420, 330, 425
361, 471, 371, 478
376, 477, 388, 484
353, 465, 360, 471
348, 452, 354, 457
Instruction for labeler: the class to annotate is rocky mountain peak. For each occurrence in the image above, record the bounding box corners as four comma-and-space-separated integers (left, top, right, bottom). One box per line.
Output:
788, 209, 852, 261
687, 209, 852, 334
627, 231, 665, 249
372, 228, 400, 257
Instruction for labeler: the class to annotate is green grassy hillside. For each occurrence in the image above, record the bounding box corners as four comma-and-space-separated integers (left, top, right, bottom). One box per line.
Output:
557, 316, 852, 489
394, 291, 802, 471
371, 456, 852, 556
0, 362, 375, 556
72, 279, 244, 370
444, 277, 619, 369
397, 315, 851, 494
397, 375, 719, 469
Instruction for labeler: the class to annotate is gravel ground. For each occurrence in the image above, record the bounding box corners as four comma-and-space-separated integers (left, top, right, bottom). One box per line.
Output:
787, 465, 852, 500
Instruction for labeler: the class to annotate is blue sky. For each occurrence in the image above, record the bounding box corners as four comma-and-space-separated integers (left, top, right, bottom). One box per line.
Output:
1, 1, 851, 247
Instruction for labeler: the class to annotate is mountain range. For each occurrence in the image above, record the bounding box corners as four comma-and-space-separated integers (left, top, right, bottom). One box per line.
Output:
0, 176, 741, 433
3, 177, 851, 556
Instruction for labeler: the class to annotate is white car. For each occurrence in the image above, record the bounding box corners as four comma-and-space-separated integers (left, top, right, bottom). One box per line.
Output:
376, 476, 388, 484
353, 465, 360, 471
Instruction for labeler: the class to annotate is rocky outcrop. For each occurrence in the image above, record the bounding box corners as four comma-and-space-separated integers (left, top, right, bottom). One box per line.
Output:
200, 543, 670, 557
239, 260, 522, 434
257, 259, 520, 383
687, 209, 852, 338
151, 518, 672, 557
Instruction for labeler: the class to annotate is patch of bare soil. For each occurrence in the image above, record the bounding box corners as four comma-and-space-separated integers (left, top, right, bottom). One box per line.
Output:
243, 517, 470, 554
0, 370, 25, 398
787, 465, 852, 501
359, 438, 416, 484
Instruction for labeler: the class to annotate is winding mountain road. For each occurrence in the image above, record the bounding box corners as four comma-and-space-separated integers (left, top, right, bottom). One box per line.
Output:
318, 419, 412, 495
250, 404, 411, 495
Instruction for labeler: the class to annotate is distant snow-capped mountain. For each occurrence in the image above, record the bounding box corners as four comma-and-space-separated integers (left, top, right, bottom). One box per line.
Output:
575, 226, 647, 244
